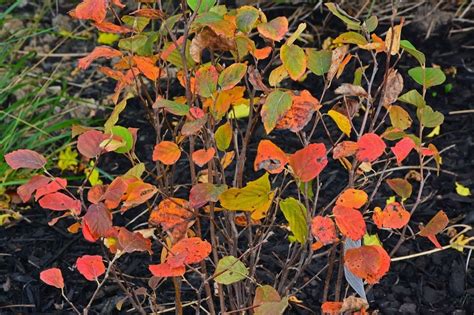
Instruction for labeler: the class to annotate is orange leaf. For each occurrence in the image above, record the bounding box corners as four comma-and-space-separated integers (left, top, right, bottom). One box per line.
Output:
311, 216, 338, 245
121, 179, 157, 211
93, 21, 132, 33
69, 0, 107, 23
333, 141, 358, 159
149, 198, 193, 241
5, 149, 46, 170
391, 137, 415, 165
252, 46, 272, 60
356, 133, 386, 163
333, 205, 366, 240
195, 65, 218, 98
149, 262, 186, 277
336, 189, 368, 209
275, 90, 321, 132
289, 143, 328, 182
77, 46, 122, 70
372, 202, 410, 229
76, 255, 106, 281
133, 56, 161, 81
40, 268, 64, 289
102, 177, 128, 209
321, 301, 343, 314
166, 237, 212, 267
131, 8, 164, 19
257, 17, 288, 41
254, 140, 288, 174
192, 148, 216, 167
152, 141, 181, 165
345, 245, 390, 284
419, 210, 449, 248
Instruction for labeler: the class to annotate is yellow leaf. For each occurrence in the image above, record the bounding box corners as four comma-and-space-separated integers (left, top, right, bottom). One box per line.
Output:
426, 125, 440, 138
455, 182, 471, 197
228, 103, 250, 119
85, 161, 102, 186
98, 32, 121, 45
328, 110, 351, 136
57, 146, 79, 171
386, 196, 396, 205
451, 235, 471, 252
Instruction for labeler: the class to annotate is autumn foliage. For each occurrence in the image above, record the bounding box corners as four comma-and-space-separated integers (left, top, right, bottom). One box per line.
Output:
4, 0, 458, 313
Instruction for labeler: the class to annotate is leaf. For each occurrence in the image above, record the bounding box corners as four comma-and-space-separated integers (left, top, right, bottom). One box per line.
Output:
333, 31, 368, 46
192, 148, 216, 167
218, 63, 247, 91
35, 178, 68, 200
77, 130, 107, 159
275, 90, 322, 132
363, 233, 382, 247
121, 15, 150, 32
154, 98, 190, 116
187, 0, 216, 13
133, 56, 160, 80
345, 245, 390, 284
386, 178, 412, 199
69, 0, 108, 23
419, 210, 449, 248
152, 141, 181, 165
57, 146, 79, 171
149, 198, 193, 241
364, 15, 378, 33
306, 49, 332, 76
333, 205, 366, 240
400, 40, 425, 66
334, 83, 367, 97
327, 45, 348, 82
311, 216, 338, 245
77, 46, 122, 69
286, 22, 306, 46
215, 122, 232, 151
398, 89, 426, 108
289, 143, 328, 183
190, 28, 235, 63
382, 70, 404, 105
115, 227, 152, 254
236, 6, 259, 33
455, 182, 471, 197
214, 256, 249, 285
102, 177, 128, 209
373, 202, 410, 229
389, 105, 412, 130
254, 140, 288, 174
40, 268, 64, 289
219, 173, 274, 221
321, 301, 343, 314
328, 109, 351, 137
76, 255, 106, 281
333, 141, 358, 159
167, 237, 212, 267
257, 17, 288, 42
253, 285, 289, 315
195, 64, 218, 98
189, 183, 227, 209
385, 22, 402, 55
356, 133, 386, 163
269, 65, 288, 87
261, 90, 293, 134
39, 192, 81, 214
82, 203, 112, 242
325, 3, 361, 30
5, 149, 46, 170
343, 239, 367, 300
118, 34, 150, 54
94, 21, 132, 34
280, 44, 306, 80
121, 179, 157, 212
417, 105, 444, 128
17, 175, 50, 203
408, 67, 446, 88
279, 197, 308, 244
336, 189, 368, 209
109, 126, 133, 154
391, 137, 415, 165
149, 262, 186, 277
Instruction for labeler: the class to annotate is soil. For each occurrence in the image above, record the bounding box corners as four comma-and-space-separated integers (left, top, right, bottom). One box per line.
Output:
1, 2, 473, 314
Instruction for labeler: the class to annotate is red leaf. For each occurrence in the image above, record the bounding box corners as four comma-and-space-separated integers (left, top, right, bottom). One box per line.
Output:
17, 175, 50, 203
77, 130, 107, 158
289, 143, 328, 182
192, 148, 216, 167
5, 149, 46, 170
40, 268, 64, 289
82, 203, 112, 242
76, 255, 106, 281
189, 183, 226, 209
321, 301, 343, 314
345, 245, 390, 284
333, 141, 358, 159
391, 137, 415, 165
333, 205, 366, 240
116, 227, 152, 254
166, 237, 212, 267
336, 189, 368, 209
38, 192, 81, 214
87, 185, 106, 204
356, 133, 386, 163
93, 21, 132, 34
254, 140, 288, 174
35, 178, 67, 200
372, 202, 410, 229
69, 0, 107, 23
311, 216, 338, 245
419, 210, 449, 248
152, 141, 181, 165
77, 46, 122, 70
149, 263, 185, 277
102, 177, 128, 209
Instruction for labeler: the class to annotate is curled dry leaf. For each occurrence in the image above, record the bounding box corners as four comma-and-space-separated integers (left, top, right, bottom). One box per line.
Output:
289, 143, 328, 182
334, 83, 368, 97
344, 245, 390, 284
190, 27, 235, 63
5, 149, 47, 170
327, 45, 348, 82
40, 268, 64, 289
333, 205, 366, 241
333, 141, 358, 159
391, 137, 415, 165
419, 210, 449, 248
372, 202, 410, 229
356, 133, 386, 163
336, 189, 368, 209
382, 70, 404, 106
275, 90, 321, 132
254, 140, 288, 174
149, 198, 193, 241
152, 141, 181, 165
311, 216, 338, 245
76, 255, 106, 281
77, 46, 122, 70
192, 148, 216, 167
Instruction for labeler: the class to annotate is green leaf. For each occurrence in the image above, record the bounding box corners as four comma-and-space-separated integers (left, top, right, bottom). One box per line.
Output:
398, 89, 426, 108
236, 6, 259, 33
417, 105, 444, 128
125, 163, 146, 178
306, 49, 332, 76
97, 32, 120, 45
364, 15, 378, 33
325, 3, 361, 30
215, 122, 232, 151
363, 233, 382, 246
110, 126, 133, 154
214, 256, 249, 285
333, 31, 368, 46
218, 63, 247, 91
187, 0, 216, 13
118, 35, 148, 54
121, 15, 150, 32
408, 67, 446, 89
280, 44, 306, 80
154, 99, 190, 116
261, 90, 293, 134
386, 178, 412, 199
400, 40, 425, 66
279, 197, 308, 244
298, 180, 314, 199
